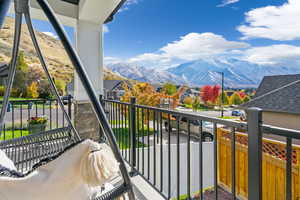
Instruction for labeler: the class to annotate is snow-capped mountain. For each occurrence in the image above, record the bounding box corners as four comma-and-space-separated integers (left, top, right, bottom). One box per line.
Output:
106, 63, 189, 85
167, 59, 300, 88
106, 59, 300, 88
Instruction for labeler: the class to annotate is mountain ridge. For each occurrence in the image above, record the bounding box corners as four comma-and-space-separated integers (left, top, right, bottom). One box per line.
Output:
107, 59, 300, 88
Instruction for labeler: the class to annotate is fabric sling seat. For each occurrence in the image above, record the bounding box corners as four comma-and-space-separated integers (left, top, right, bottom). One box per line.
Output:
0, 0, 134, 199
0, 129, 130, 200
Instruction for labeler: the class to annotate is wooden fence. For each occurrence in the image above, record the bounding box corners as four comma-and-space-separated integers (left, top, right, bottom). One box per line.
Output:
218, 128, 300, 200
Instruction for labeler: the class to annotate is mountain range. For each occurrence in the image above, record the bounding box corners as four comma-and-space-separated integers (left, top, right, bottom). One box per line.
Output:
107, 59, 300, 88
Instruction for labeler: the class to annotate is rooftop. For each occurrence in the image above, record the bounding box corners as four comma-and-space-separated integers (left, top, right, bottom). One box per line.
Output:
242, 74, 300, 114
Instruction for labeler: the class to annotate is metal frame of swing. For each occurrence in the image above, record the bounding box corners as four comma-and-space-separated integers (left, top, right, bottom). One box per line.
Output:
0, 0, 135, 199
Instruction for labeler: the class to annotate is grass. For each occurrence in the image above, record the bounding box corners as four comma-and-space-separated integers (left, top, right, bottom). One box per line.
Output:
218, 116, 238, 119
112, 127, 154, 149
172, 187, 214, 200
0, 97, 39, 101
110, 120, 129, 125
183, 104, 221, 111
0, 130, 30, 140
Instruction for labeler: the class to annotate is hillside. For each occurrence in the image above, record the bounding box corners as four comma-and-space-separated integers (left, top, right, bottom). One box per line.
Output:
0, 17, 123, 84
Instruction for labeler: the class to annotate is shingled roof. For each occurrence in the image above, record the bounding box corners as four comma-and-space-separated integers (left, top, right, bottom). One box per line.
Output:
241, 74, 300, 114
103, 80, 132, 91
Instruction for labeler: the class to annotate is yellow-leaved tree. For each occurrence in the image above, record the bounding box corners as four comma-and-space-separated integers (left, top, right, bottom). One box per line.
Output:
26, 82, 39, 98
121, 82, 187, 122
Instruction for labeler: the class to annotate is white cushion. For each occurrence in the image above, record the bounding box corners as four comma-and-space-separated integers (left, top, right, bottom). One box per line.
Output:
0, 150, 17, 171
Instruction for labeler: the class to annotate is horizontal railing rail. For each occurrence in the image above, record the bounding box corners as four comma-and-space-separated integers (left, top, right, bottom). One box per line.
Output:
102, 98, 300, 200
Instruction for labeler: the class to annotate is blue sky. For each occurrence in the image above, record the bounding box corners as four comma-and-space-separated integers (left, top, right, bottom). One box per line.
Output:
31, 0, 300, 69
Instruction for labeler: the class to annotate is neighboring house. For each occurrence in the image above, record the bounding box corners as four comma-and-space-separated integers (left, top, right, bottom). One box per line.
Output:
104, 80, 131, 100
180, 88, 200, 102
241, 74, 300, 130
225, 91, 235, 97
0, 63, 8, 85
152, 84, 163, 92
66, 80, 74, 97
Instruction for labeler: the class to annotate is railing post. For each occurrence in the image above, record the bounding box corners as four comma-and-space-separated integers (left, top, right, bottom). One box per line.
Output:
130, 97, 137, 170
247, 107, 263, 200
67, 94, 72, 120
99, 94, 104, 107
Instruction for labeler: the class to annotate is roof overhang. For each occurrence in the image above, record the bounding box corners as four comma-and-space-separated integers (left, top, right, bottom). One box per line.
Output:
9, 0, 126, 27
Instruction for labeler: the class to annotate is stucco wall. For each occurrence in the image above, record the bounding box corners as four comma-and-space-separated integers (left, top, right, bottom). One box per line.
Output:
263, 111, 300, 130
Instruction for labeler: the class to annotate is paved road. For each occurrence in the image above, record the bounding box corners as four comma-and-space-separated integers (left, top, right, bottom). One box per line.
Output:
175, 107, 232, 118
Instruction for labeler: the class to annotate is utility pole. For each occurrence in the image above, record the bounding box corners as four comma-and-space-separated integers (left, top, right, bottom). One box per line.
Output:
221, 72, 224, 117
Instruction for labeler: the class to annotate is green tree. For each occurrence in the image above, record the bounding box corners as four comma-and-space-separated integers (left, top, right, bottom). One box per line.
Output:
192, 97, 201, 111
230, 92, 243, 105
162, 83, 177, 95
38, 79, 53, 99
13, 51, 29, 97
217, 91, 229, 105
243, 95, 250, 103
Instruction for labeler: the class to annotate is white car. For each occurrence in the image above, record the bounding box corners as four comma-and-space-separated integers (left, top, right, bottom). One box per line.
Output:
164, 116, 214, 141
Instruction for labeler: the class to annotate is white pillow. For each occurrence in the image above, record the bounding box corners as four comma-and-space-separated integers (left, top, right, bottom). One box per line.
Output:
0, 150, 17, 171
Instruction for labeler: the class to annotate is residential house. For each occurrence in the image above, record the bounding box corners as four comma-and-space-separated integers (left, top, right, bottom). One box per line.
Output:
180, 88, 200, 102
103, 80, 131, 100
0, 63, 8, 85
241, 74, 300, 130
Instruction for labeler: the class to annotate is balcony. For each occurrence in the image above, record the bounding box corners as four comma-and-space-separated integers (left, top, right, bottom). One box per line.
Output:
102, 98, 300, 200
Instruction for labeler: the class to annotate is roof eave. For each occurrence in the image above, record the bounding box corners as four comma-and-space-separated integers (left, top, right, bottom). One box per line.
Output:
104, 0, 127, 24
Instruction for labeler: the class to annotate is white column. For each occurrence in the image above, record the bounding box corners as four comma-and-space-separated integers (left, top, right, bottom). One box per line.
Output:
74, 20, 103, 101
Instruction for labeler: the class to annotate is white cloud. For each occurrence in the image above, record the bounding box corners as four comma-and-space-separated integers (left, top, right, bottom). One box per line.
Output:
103, 25, 109, 33
243, 44, 300, 65
104, 57, 123, 64
42, 32, 58, 39
238, 0, 300, 41
109, 32, 249, 68
217, 0, 240, 7
160, 32, 249, 61
119, 0, 139, 12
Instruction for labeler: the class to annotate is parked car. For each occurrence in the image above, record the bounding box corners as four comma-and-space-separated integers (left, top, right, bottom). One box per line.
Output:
164, 116, 214, 142
231, 110, 242, 116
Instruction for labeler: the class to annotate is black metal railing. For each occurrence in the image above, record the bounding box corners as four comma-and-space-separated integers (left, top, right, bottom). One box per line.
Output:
102, 97, 300, 200
0, 96, 72, 140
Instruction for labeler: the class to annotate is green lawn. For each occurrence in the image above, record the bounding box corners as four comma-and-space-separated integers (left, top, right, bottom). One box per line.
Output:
110, 120, 129, 125
0, 130, 29, 140
112, 127, 154, 149
0, 97, 39, 101
218, 116, 239, 120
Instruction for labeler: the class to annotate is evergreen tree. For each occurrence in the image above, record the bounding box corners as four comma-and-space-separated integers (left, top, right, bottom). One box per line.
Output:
13, 51, 29, 97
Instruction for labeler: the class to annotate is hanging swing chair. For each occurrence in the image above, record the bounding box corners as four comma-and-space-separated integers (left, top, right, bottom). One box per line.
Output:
0, 0, 135, 199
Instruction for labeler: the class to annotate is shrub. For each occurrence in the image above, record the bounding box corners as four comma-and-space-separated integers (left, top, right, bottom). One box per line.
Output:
10, 88, 22, 98
184, 96, 193, 105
